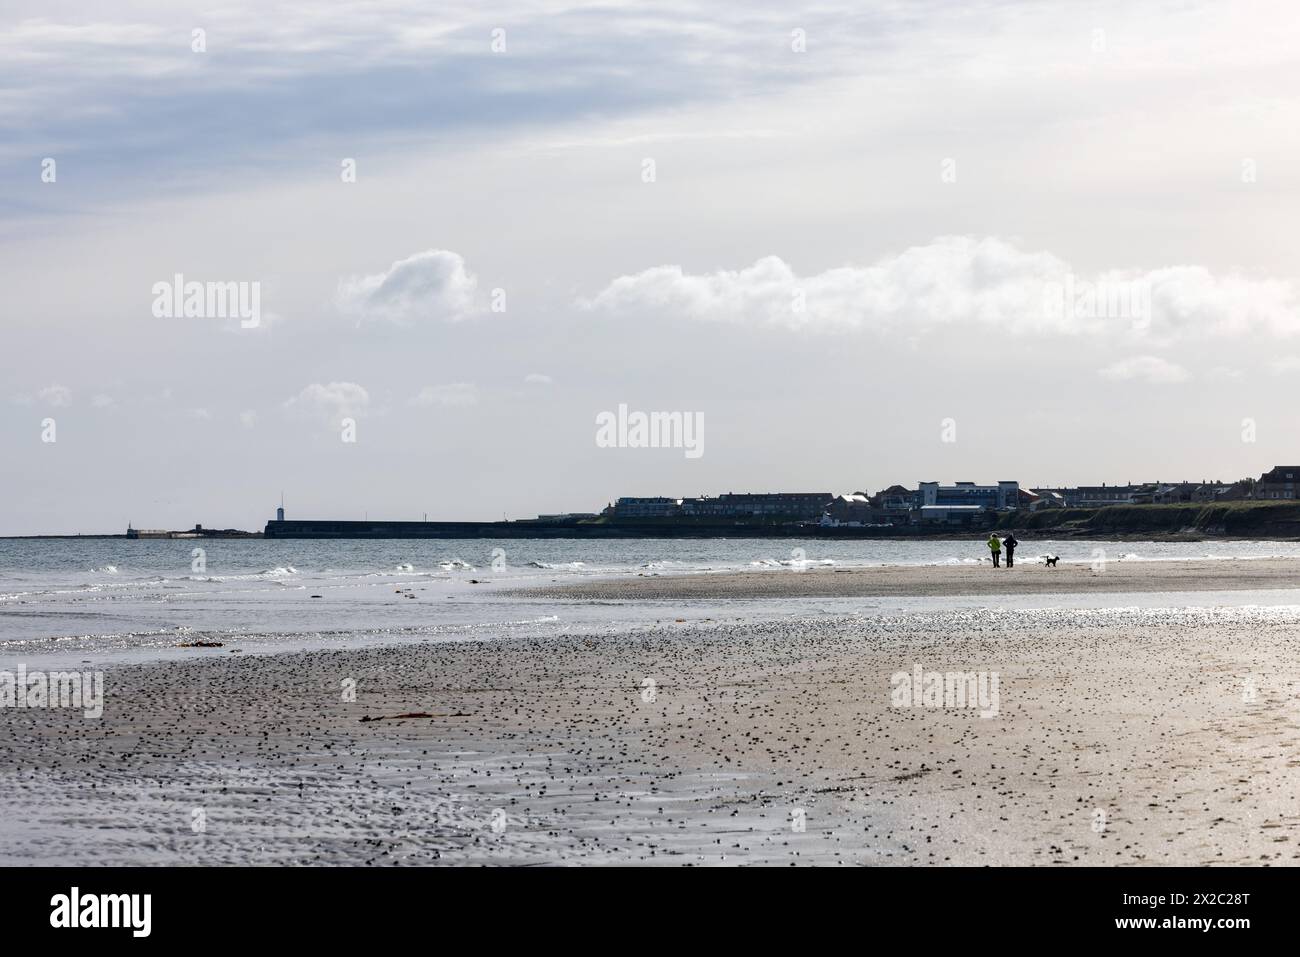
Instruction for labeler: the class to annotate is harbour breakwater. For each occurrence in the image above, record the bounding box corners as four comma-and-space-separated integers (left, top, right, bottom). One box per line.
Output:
261, 519, 902, 539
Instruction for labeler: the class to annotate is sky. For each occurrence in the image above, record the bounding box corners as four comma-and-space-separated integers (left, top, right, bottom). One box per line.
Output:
3, 0, 1300, 534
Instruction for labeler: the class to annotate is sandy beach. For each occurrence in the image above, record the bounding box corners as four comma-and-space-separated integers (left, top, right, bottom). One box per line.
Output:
3, 557, 1299, 866
514, 556, 1300, 600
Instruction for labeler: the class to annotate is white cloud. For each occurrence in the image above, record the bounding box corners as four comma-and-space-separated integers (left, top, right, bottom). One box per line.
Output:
90, 393, 114, 408
1145, 267, 1297, 339
38, 384, 72, 407
524, 373, 553, 385
239, 409, 258, 428
1098, 355, 1190, 384
1268, 355, 1300, 375
410, 383, 478, 408
337, 249, 479, 324
1206, 367, 1243, 381
284, 381, 370, 419
585, 236, 1300, 341
528, 129, 791, 153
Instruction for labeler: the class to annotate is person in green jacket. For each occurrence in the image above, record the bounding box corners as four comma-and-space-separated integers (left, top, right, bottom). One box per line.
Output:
987, 533, 1002, 567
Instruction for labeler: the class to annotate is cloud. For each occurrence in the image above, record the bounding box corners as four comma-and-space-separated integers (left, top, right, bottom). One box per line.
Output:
10, 0, 1300, 235
1097, 355, 1190, 384
284, 381, 370, 420
239, 409, 258, 428
38, 384, 72, 407
337, 249, 479, 324
524, 373, 553, 385
1144, 267, 1297, 339
0, 2, 881, 207
1268, 355, 1300, 375
410, 383, 478, 408
1206, 366, 1243, 381
584, 236, 1300, 341
527, 129, 791, 153
90, 393, 114, 408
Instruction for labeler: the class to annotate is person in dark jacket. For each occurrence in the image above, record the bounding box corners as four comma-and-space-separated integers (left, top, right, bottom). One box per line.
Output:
1003, 533, 1018, 568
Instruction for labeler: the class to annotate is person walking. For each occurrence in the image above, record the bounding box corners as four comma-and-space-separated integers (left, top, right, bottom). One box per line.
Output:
1003, 533, 1018, 568
987, 533, 1002, 567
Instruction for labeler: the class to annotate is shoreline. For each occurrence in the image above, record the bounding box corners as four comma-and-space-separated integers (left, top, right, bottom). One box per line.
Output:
510, 556, 1300, 601
6, 530, 1300, 542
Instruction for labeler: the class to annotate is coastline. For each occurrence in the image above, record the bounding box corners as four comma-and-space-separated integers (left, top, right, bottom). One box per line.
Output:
511, 556, 1300, 600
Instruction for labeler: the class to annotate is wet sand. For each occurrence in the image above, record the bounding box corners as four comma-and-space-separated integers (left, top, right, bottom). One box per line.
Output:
3, 587, 1299, 865
515, 557, 1300, 600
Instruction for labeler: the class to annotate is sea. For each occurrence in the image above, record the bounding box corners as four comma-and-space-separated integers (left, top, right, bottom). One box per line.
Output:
4, 536, 1300, 666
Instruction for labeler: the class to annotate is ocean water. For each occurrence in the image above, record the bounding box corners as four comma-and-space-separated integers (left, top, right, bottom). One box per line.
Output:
4, 536, 1300, 664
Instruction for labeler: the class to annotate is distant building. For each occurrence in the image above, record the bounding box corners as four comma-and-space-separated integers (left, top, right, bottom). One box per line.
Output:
917, 504, 987, 525
1017, 488, 1045, 510
609, 492, 832, 522
1028, 488, 1065, 509
917, 481, 1019, 510
1192, 483, 1233, 502
684, 492, 832, 521
871, 485, 916, 513
1256, 466, 1300, 500
1213, 481, 1253, 502
1067, 484, 1155, 507
1152, 482, 1203, 505
822, 493, 873, 526
913, 481, 1018, 524
608, 496, 681, 518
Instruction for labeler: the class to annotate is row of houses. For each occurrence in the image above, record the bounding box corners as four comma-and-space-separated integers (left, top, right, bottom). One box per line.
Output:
1035, 466, 1298, 507
607, 492, 834, 522
828, 467, 1299, 526
604, 467, 1300, 528
1034, 481, 1234, 507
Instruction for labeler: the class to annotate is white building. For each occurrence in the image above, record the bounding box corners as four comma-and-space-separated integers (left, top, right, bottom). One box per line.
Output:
917, 481, 1019, 510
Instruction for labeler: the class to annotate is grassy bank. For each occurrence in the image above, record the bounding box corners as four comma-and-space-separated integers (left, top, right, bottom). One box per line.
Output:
998, 500, 1300, 538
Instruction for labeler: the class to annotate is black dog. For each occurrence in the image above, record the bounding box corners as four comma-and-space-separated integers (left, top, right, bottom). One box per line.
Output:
1044, 555, 1059, 567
